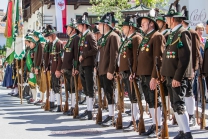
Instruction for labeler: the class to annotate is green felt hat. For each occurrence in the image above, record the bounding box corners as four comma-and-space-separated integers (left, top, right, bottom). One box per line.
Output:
65, 18, 80, 34
44, 25, 59, 37
97, 12, 114, 29
137, 9, 159, 30
27, 36, 36, 44
33, 31, 41, 38
39, 36, 46, 44
181, 6, 191, 24
111, 12, 118, 23
156, 15, 166, 23
76, 12, 91, 26
164, 2, 186, 19
119, 15, 138, 29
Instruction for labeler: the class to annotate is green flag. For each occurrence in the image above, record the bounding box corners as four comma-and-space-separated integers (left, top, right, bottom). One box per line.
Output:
14, 0, 25, 60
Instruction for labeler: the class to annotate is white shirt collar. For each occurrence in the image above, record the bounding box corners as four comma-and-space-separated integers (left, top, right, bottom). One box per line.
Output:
146, 29, 154, 35
171, 24, 182, 32
70, 33, 77, 38
53, 37, 58, 46
128, 33, 134, 38
161, 29, 169, 35
83, 29, 89, 36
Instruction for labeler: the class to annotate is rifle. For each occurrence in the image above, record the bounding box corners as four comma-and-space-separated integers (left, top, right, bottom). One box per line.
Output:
43, 54, 50, 111
128, 58, 145, 134
198, 62, 206, 129
63, 73, 69, 112
96, 73, 102, 124
73, 74, 79, 118
155, 56, 169, 138
115, 73, 123, 129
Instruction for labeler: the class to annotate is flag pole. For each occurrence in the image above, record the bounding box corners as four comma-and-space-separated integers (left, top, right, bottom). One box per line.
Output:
20, 59, 23, 104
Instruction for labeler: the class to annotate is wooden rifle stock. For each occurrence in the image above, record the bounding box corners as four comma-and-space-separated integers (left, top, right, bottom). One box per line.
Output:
128, 58, 145, 135
42, 51, 50, 111
96, 74, 102, 124
63, 74, 69, 112
73, 75, 79, 118
155, 56, 169, 138
198, 63, 206, 129
115, 73, 123, 129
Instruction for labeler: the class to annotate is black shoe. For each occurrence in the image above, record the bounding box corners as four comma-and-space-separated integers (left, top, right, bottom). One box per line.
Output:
123, 121, 133, 132
148, 126, 161, 138
141, 124, 156, 136
25, 96, 32, 100
101, 115, 113, 127
183, 132, 193, 139
78, 110, 88, 119
125, 109, 131, 116
189, 115, 196, 127
8, 92, 14, 95
49, 102, 57, 111
12, 93, 19, 97
93, 104, 99, 109
174, 131, 184, 139
55, 105, 61, 112
80, 111, 92, 120
205, 126, 208, 130
79, 97, 86, 105
65, 107, 74, 116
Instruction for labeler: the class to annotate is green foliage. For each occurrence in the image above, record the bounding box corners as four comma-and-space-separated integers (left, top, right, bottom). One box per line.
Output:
135, 0, 168, 8
88, 0, 131, 24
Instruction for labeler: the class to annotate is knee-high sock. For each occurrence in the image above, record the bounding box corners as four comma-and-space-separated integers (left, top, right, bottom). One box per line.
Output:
157, 107, 162, 126
185, 96, 195, 115
149, 108, 156, 124
108, 104, 115, 116
177, 111, 190, 133
14, 87, 18, 94
174, 112, 183, 131
88, 97, 93, 111
50, 90, 55, 102
71, 93, 75, 108
31, 89, 37, 100
114, 88, 118, 104
11, 88, 14, 93
132, 103, 140, 121
86, 96, 89, 110
56, 93, 61, 105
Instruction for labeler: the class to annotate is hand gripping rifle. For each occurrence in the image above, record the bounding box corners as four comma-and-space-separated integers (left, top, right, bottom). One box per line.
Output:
115, 73, 123, 129
155, 56, 169, 138
43, 56, 50, 111
73, 74, 79, 118
128, 58, 145, 135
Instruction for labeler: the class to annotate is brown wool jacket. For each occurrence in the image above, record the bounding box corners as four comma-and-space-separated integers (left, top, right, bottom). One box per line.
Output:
119, 33, 142, 72
62, 35, 80, 70
43, 42, 52, 71
50, 40, 63, 73
134, 31, 165, 78
161, 27, 192, 81
80, 31, 97, 67
34, 42, 43, 70
189, 29, 201, 71
99, 31, 120, 75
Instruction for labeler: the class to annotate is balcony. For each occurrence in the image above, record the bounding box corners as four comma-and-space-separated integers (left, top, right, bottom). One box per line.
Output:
23, 6, 31, 22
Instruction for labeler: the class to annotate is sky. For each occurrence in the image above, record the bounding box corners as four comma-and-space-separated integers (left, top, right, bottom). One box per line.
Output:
0, 0, 8, 13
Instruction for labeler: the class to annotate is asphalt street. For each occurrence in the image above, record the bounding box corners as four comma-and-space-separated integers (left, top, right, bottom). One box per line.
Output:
0, 87, 208, 139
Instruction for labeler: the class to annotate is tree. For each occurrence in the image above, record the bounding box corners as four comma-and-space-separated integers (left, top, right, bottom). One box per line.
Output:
135, 0, 168, 10
88, 0, 168, 24
88, 0, 131, 23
